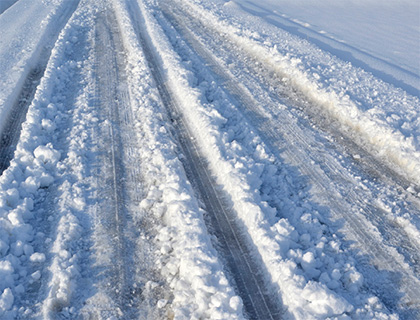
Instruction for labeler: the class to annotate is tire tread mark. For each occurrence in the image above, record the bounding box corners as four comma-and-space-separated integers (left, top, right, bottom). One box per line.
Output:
126, 1, 283, 318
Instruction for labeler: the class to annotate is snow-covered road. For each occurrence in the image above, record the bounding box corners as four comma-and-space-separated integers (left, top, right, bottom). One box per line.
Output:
0, 0, 419, 319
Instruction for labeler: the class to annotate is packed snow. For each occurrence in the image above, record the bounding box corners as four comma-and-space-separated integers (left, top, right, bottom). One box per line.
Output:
0, 0, 419, 319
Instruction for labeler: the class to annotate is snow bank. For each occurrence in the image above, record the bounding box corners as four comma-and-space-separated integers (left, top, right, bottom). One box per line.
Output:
139, 0, 399, 318
111, 0, 244, 318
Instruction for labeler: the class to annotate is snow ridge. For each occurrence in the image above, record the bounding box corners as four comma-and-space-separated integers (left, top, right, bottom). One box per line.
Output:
112, 0, 244, 318
0, 0, 93, 317
138, 0, 398, 318
175, 0, 420, 187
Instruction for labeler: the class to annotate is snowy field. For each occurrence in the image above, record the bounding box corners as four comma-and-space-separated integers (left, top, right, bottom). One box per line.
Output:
234, 0, 420, 96
0, 0, 419, 319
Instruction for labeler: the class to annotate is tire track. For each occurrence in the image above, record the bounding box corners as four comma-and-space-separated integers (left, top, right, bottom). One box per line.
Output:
85, 10, 136, 318
79, 8, 163, 319
158, 1, 420, 316
127, 0, 283, 318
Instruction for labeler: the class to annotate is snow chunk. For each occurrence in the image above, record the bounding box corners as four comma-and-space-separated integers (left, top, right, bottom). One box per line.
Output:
301, 251, 321, 279
157, 299, 167, 308
302, 281, 353, 317
31, 270, 41, 281
39, 173, 54, 188
11, 241, 24, 256
29, 252, 46, 263
5, 189, 19, 208
7, 209, 24, 226
224, 1, 240, 9
21, 176, 40, 194
229, 296, 243, 312
0, 288, 14, 313
41, 119, 57, 132
34, 144, 61, 165
0, 261, 14, 291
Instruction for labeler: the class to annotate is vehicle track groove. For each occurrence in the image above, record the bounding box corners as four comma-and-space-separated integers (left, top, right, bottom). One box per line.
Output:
159, 1, 420, 315
87, 10, 142, 318
126, 0, 283, 318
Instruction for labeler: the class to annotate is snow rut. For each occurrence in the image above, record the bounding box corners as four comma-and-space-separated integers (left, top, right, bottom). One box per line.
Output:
88, 11, 135, 316
132, 0, 420, 318
160, 1, 420, 316
0, 67, 44, 174
127, 0, 283, 318
79, 8, 163, 319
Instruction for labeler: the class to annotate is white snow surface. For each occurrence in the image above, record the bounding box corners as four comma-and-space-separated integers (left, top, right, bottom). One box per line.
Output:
141, 0, 417, 318
140, 1, 356, 317
0, 0, 419, 319
234, 0, 420, 95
